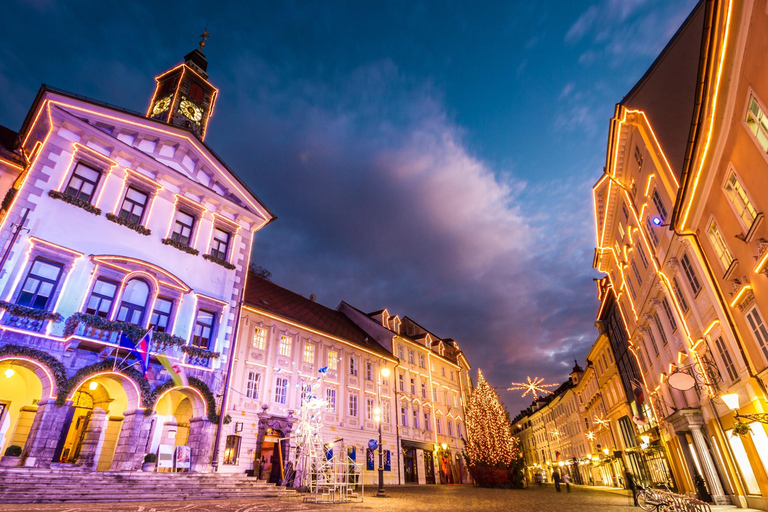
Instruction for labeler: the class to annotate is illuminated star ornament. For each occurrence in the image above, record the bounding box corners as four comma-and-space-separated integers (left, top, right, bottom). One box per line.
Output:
594, 415, 610, 429
508, 376, 558, 399
550, 429, 560, 440
586, 430, 596, 441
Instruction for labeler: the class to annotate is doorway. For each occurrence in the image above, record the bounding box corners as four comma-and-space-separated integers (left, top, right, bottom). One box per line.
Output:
404, 447, 418, 483
424, 450, 436, 484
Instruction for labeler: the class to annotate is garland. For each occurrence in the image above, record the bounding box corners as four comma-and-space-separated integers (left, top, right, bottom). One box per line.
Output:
203, 253, 236, 270
48, 190, 101, 215
1, 187, 17, 212
153, 331, 187, 349
161, 238, 199, 256
0, 344, 68, 393
105, 213, 151, 236
150, 376, 219, 423
0, 300, 62, 322
64, 313, 146, 341
181, 345, 221, 360
58, 359, 151, 407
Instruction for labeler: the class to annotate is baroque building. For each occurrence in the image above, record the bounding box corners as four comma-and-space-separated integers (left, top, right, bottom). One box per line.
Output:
0, 45, 273, 472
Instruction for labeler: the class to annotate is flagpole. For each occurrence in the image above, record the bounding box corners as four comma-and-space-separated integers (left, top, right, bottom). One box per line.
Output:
113, 331, 122, 371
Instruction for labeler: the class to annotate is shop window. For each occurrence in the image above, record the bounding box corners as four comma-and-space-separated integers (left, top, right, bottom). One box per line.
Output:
16, 258, 63, 310
223, 435, 241, 465
726, 430, 760, 494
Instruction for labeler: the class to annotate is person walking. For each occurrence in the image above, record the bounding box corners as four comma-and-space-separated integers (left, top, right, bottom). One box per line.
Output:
562, 473, 571, 493
534, 472, 543, 487
624, 469, 638, 507
552, 468, 561, 492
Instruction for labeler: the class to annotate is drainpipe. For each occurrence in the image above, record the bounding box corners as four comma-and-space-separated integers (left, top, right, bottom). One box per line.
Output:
210, 275, 247, 472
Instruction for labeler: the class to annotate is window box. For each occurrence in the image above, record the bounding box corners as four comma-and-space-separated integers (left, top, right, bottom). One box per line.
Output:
203, 253, 236, 270
48, 190, 101, 215
152, 331, 188, 351
105, 213, 151, 236
161, 237, 199, 256
0, 300, 62, 332
181, 344, 221, 367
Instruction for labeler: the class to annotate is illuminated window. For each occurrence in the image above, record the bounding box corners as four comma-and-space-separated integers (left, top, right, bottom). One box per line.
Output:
171, 210, 195, 245
631, 261, 643, 286
672, 278, 688, 313
246, 371, 260, 399
279, 335, 292, 357
65, 162, 100, 203
118, 187, 148, 224
16, 258, 62, 311
745, 306, 768, 361
85, 278, 118, 317
192, 309, 215, 348
210, 227, 231, 261
223, 435, 241, 465
618, 223, 625, 239
614, 241, 622, 259
304, 342, 315, 363
327, 349, 338, 369
349, 394, 358, 417
714, 336, 737, 381
349, 356, 358, 376
326, 388, 336, 412
746, 95, 768, 154
724, 170, 757, 229
275, 377, 288, 404
652, 189, 668, 222
116, 279, 150, 325
680, 254, 701, 295
634, 145, 644, 170
661, 298, 677, 332
707, 220, 734, 270
645, 220, 659, 247
727, 430, 761, 494
149, 297, 173, 332
252, 327, 266, 349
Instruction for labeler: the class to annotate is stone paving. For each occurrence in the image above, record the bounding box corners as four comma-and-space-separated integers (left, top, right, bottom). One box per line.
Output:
2, 483, 651, 512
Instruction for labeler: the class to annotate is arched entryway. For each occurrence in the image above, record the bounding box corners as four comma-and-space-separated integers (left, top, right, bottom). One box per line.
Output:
150, 386, 211, 472
258, 428, 285, 483
0, 357, 55, 458
54, 372, 141, 470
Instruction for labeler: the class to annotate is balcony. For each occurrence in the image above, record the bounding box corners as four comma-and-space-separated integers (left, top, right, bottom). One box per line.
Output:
0, 301, 62, 333
181, 345, 220, 368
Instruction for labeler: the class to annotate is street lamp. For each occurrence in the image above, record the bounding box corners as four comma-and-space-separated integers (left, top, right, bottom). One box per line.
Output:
722, 393, 768, 424
376, 367, 391, 497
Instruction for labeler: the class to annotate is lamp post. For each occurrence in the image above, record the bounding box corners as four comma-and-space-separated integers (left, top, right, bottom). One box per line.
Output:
376, 367, 391, 497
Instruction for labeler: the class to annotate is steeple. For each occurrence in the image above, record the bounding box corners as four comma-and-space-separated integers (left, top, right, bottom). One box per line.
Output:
146, 28, 218, 140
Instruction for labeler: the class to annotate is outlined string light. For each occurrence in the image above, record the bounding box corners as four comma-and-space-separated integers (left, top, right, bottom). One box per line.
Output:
508, 376, 558, 399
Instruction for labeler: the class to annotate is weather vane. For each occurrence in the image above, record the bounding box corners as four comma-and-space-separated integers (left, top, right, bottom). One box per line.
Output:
508, 376, 558, 399
199, 24, 211, 51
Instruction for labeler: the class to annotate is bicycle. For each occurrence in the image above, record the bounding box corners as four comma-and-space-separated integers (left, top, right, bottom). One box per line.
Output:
637, 482, 674, 511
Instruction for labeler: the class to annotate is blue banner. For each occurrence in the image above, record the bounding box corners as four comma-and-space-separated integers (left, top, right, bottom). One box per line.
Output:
384, 450, 391, 471
367, 448, 375, 470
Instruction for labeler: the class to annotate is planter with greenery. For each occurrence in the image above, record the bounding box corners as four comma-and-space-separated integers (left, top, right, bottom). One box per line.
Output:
732, 420, 751, 437
105, 213, 151, 236
161, 237, 199, 256
202, 253, 236, 270
64, 313, 146, 342
181, 345, 221, 367
142, 452, 157, 472
48, 190, 101, 215
0, 445, 22, 467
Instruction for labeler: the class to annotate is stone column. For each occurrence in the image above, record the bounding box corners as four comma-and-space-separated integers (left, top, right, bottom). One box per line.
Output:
676, 433, 698, 492
22, 399, 70, 468
78, 409, 106, 470
188, 418, 215, 473
110, 409, 153, 471
690, 425, 730, 505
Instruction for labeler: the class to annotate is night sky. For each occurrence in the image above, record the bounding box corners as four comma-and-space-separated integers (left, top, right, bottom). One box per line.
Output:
1, 0, 697, 413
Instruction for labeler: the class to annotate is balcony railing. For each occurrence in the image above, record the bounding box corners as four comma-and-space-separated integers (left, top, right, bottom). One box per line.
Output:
0, 301, 62, 333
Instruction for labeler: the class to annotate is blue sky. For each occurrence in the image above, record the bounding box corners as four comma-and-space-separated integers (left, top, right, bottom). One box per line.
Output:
0, 0, 697, 413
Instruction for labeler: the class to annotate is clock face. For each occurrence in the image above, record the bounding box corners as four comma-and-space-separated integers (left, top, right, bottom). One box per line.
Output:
152, 95, 172, 117
179, 97, 204, 124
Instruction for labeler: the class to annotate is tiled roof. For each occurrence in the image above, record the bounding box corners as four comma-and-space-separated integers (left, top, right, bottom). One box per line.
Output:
0, 125, 24, 167
244, 273, 394, 359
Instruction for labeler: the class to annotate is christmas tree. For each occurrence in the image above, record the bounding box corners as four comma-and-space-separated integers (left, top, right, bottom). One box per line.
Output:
465, 369, 520, 468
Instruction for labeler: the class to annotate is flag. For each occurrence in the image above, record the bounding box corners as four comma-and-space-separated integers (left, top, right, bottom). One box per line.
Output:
119, 333, 148, 375
156, 344, 188, 387
136, 328, 153, 377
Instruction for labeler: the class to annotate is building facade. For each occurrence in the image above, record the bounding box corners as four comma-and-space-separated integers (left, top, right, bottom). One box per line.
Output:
0, 48, 274, 472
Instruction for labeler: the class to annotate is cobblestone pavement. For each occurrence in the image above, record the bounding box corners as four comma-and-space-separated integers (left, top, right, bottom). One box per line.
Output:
2, 484, 647, 512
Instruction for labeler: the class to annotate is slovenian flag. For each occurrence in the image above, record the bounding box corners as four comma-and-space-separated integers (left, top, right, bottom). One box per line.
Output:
119, 332, 149, 376
156, 344, 188, 387
136, 329, 152, 376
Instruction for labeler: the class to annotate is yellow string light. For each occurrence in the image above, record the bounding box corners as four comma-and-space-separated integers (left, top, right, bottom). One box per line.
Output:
465, 370, 520, 467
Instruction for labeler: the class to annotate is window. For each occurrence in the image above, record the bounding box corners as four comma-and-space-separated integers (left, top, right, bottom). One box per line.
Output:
672, 278, 688, 313
192, 309, 215, 348
252, 327, 266, 349
16, 258, 62, 310
328, 349, 338, 370
637, 348, 647, 373
65, 162, 100, 203
210, 227, 231, 260
412, 407, 420, 429
304, 342, 315, 363
631, 261, 643, 285
627, 278, 637, 300
646, 220, 659, 247
349, 356, 358, 376
679, 254, 702, 296
149, 297, 173, 332
410, 378, 416, 395
454, 394, 459, 408
433, 388, 439, 402
456, 423, 462, 438
661, 298, 677, 332
171, 210, 195, 245
383, 401, 390, 423
366, 362, 373, 381
634, 146, 644, 170
436, 418, 443, 434
349, 394, 358, 417
622, 203, 630, 220
724, 171, 758, 228
189, 82, 204, 103
85, 278, 117, 317
118, 187, 148, 224
653, 313, 668, 347
408, 350, 414, 364
745, 306, 768, 360
441, 366, 446, 377
447, 420, 453, 437
637, 245, 648, 269
450, 371, 455, 381
652, 189, 668, 222
421, 382, 427, 398
275, 377, 288, 404
419, 354, 425, 368
424, 411, 431, 431
746, 95, 768, 153
366, 397, 375, 420
397, 345, 403, 359
116, 279, 150, 325
326, 388, 337, 412
223, 435, 241, 465
618, 222, 625, 239
279, 335, 292, 357
707, 220, 734, 270
401, 406, 408, 427
715, 336, 738, 381
246, 371, 261, 399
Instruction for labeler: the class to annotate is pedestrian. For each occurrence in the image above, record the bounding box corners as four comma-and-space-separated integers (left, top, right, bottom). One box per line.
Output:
562, 473, 571, 493
624, 469, 638, 507
552, 468, 561, 493
534, 472, 543, 487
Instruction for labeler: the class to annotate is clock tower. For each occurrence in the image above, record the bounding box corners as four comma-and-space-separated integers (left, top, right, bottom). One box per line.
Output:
147, 45, 218, 140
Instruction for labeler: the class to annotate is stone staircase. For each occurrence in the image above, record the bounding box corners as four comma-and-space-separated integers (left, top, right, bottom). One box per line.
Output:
0, 468, 300, 504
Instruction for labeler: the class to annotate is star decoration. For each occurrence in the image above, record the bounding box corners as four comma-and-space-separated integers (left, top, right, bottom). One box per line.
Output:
508, 376, 558, 399
586, 430, 596, 441
594, 415, 610, 429
550, 429, 560, 439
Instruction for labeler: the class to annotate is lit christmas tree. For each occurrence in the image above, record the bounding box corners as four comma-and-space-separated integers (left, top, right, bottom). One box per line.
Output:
465, 369, 520, 468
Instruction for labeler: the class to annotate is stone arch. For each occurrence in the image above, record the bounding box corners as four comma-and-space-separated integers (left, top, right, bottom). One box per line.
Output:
60, 360, 151, 408
0, 344, 67, 398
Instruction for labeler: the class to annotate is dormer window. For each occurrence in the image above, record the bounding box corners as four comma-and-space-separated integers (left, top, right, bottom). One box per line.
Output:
116, 279, 150, 325
65, 163, 101, 203
211, 227, 231, 260
118, 187, 149, 224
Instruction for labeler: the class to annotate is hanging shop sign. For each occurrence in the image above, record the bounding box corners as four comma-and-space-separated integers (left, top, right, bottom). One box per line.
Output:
668, 371, 696, 391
